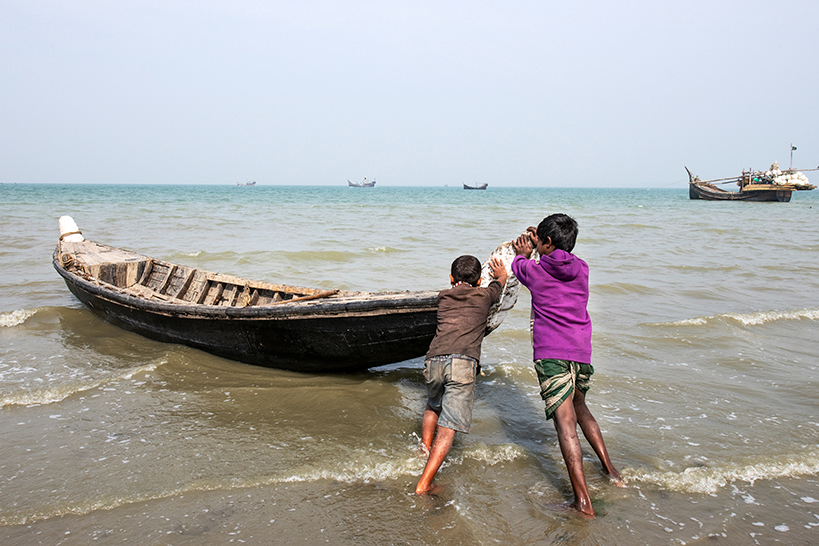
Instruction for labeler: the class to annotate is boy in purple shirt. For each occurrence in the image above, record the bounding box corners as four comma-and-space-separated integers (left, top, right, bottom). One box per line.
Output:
512, 213, 621, 518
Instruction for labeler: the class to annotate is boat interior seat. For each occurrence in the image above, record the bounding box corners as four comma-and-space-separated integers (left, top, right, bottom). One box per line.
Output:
91, 259, 150, 289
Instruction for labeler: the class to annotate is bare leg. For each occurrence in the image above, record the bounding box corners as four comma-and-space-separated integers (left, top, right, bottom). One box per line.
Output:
573, 391, 623, 484
552, 396, 595, 517
415, 426, 456, 495
420, 404, 439, 454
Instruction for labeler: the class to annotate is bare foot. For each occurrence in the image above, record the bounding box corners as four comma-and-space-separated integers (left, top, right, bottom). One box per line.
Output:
541, 501, 595, 519
415, 483, 445, 496
605, 469, 626, 487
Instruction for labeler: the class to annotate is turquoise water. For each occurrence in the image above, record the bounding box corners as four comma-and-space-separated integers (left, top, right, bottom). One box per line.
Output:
1, 183, 818, 544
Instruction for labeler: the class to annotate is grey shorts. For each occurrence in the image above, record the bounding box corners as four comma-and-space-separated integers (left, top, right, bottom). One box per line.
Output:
424, 354, 477, 433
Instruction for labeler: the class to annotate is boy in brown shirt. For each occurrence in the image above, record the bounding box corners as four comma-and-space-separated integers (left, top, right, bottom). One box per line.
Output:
415, 255, 507, 495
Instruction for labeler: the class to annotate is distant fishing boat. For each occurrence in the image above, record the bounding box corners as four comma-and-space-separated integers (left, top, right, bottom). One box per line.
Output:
463, 183, 488, 190
687, 163, 816, 202
348, 178, 376, 188
236, 180, 256, 186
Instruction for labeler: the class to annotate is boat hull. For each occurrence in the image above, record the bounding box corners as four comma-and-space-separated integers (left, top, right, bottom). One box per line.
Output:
54, 254, 438, 373
689, 182, 792, 202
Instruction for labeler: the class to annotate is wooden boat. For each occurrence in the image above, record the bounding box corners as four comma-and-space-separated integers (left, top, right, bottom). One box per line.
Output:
463, 183, 488, 190
687, 165, 815, 202
348, 178, 375, 188
53, 218, 438, 373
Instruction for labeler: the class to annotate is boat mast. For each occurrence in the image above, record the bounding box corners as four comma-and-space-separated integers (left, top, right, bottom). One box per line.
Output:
790, 143, 796, 170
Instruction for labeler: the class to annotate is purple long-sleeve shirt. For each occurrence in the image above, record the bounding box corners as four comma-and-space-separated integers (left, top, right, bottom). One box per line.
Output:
511, 250, 592, 364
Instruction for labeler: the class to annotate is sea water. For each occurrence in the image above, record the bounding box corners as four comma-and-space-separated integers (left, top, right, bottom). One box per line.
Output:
1, 183, 818, 545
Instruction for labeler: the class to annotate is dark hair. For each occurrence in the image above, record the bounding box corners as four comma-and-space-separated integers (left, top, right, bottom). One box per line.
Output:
536, 213, 578, 252
451, 255, 482, 286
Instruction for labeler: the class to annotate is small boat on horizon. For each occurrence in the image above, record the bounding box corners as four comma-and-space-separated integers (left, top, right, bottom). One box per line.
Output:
687, 163, 816, 202
463, 183, 488, 190
348, 178, 376, 188
236, 180, 256, 186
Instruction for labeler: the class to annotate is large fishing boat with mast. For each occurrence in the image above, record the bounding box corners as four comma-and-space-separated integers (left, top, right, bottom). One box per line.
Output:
687, 145, 816, 202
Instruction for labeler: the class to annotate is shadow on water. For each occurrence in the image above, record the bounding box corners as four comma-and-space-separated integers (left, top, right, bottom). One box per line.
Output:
54, 306, 175, 366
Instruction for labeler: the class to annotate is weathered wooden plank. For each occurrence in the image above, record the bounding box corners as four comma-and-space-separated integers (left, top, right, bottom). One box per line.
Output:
196, 279, 212, 304
204, 273, 323, 298
206, 282, 225, 306
145, 262, 170, 291
157, 264, 178, 295
186, 274, 206, 304
137, 259, 154, 286
115, 262, 131, 287
171, 268, 197, 300
228, 285, 241, 307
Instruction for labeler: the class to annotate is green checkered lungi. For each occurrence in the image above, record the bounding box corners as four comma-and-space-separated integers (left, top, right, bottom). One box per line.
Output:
534, 358, 594, 420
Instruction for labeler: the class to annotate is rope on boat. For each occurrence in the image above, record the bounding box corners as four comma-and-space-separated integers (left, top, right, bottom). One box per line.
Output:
57, 238, 74, 270
59, 230, 83, 241
60, 251, 75, 269
57, 237, 89, 277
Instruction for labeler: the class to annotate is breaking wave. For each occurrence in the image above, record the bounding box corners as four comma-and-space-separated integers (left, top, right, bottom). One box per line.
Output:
0, 361, 161, 408
0, 308, 38, 328
0, 440, 528, 526
653, 308, 819, 327
1, 456, 420, 526
366, 246, 402, 253
278, 442, 526, 484
624, 450, 819, 494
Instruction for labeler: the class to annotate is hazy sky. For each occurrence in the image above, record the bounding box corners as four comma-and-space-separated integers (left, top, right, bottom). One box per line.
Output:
2, 1, 817, 187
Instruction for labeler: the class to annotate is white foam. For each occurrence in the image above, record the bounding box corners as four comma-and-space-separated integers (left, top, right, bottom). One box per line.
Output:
624, 451, 819, 494
280, 457, 422, 484
0, 308, 38, 328
722, 308, 819, 326
2, 442, 522, 526
462, 443, 526, 465
656, 308, 819, 328
0, 361, 160, 408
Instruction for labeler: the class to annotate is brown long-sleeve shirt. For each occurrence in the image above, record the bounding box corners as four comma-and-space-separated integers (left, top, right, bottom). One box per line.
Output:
425, 280, 503, 362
